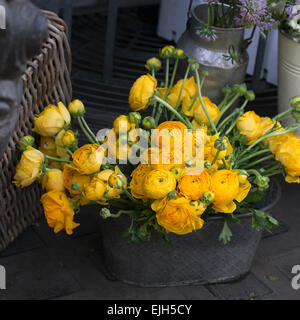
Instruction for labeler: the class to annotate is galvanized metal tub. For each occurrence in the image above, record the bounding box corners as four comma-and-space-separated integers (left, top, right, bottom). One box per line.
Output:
99, 178, 281, 287
177, 4, 249, 104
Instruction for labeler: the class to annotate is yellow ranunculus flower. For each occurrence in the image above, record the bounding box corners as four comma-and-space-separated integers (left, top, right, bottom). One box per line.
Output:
39, 136, 57, 158
275, 133, 300, 183
62, 165, 91, 197
236, 111, 263, 145
62, 130, 76, 146
113, 115, 131, 134
145, 57, 162, 72
210, 170, 240, 214
153, 121, 187, 150
152, 197, 204, 235
108, 166, 127, 189
178, 170, 211, 200
83, 176, 106, 202
68, 99, 85, 118
129, 164, 152, 200
40, 191, 79, 235
166, 77, 197, 108
129, 74, 157, 111
13, 147, 44, 188
33, 103, 71, 137
72, 144, 104, 175
143, 169, 176, 199
193, 97, 220, 126
55, 130, 69, 159
42, 169, 64, 192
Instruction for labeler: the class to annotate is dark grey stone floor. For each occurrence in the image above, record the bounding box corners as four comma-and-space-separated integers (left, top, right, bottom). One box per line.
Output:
0, 175, 299, 300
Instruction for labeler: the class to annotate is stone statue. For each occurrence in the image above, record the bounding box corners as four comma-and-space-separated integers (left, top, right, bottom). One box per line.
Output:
0, 0, 48, 159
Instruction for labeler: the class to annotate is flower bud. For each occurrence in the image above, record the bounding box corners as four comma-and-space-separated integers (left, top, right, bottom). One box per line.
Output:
108, 172, 127, 189
238, 83, 247, 96
159, 45, 175, 59
222, 85, 232, 96
71, 182, 81, 192
62, 130, 76, 146
68, 100, 85, 118
245, 90, 255, 101
142, 116, 156, 129
202, 190, 215, 204
145, 57, 162, 72
174, 48, 186, 59
214, 137, 227, 151
113, 115, 131, 134
289, 96, 300, 110
237, 170, 249, 185
202, 69, 209, 77
170, 166, 184, 180
292, 109, 300, 121
190, 62, 200, 71
100, 207, 112, 219
167, 190, 178, 200
254, 176, 270, 191
128, 112, 142, 126
18, 135, 35, 152
204, 161, 211, 169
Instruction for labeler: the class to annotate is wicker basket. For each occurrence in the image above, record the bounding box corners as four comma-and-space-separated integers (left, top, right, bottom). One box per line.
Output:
0, 11, 72, 251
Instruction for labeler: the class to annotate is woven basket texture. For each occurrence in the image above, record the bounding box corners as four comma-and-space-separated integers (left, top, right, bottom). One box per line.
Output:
0, 11, 72, 251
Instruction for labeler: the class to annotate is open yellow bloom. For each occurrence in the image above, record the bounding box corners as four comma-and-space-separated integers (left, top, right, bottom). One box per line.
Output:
236, 111, 262, 145
13, 147, 44, 188
72, 144, 104, 175
62, 165, 91, 197
193, 97, 220, 126
129, 74, 157, 111
129, 164, 152, 200
33, 103, 71, 137
143, 169, 176, 199
275, 133, 300, 183
42, 169, 64, 192
152, 197, 204, 235
210, 170, 240, 214
166, 77, 197, 108
41, 191, 79, 235
178, 170, 211, 200
83, 175, 106, 202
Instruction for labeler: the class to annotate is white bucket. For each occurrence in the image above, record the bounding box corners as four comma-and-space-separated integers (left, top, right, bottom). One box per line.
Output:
278, 30, 300, 134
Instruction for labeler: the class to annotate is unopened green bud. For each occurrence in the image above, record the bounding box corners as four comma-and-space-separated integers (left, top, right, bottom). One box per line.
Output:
202, 191, 215, 204
167, 190, 178, 200
71, 182, 81, 192
128, 112, 142, 126
289, 96, 300, 110
170, 166, 184, 180
142, 116, 156, 129
190, 62, 200, 71
214, 137, 227, 151
100, 207, 111, 219
204, 161, 211, 169
245, 90, 255, 101
18, 135, 35, 152
238, 83, 247, 96
254, 176, 270, 191
292, 109, 300, 121
202, 69, 209, 77
222, 85, 232, 96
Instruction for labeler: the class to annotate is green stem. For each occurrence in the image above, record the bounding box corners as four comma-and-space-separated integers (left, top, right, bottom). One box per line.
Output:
240, 125, 300, 156
273, 107, 293, 121
108, 210, 137, 218
241, 155, 275, 169
67, 149, 73, 157
211, 150, 220, 165
153, 96, 194, 129
152, 69, 155, 78
236, 148, 271, 166
122, 187, 142, 205
78, 117, 96, 144
80, 117, 99, 144
218, 92, 232, 110
218, 93, 241, 120
265, 170, 284, 177
165, 59, 170, 88
152, 102, 157, 118
44, 154, 72, 164
155, 58, 179, 125
194, 70, 218, 134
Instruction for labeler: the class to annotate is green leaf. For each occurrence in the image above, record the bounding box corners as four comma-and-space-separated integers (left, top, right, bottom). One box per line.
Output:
228, 213, 240, 224
252, 213, 262, 231
218, 220, 232, 245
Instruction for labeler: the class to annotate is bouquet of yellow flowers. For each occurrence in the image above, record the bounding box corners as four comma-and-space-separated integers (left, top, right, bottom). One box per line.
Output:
13, 46, 300, 244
